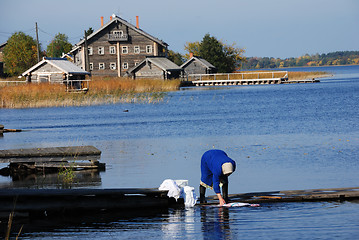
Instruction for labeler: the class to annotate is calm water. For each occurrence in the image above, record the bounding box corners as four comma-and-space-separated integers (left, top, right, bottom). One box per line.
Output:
1, 65, 359, 239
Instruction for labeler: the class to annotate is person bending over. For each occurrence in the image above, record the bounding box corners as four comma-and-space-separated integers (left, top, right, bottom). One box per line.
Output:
200, 149, 236, 205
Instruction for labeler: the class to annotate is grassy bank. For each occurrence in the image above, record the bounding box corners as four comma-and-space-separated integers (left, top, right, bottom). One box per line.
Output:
0, 71, 328, 109
0, 77, 181, 109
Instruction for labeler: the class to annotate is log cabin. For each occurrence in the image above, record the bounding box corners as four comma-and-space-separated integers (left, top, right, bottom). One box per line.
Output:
181, 54, 217, 75
70, 15, 168, 77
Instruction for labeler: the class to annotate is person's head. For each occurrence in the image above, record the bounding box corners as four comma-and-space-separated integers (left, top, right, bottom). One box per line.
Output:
222, 162, 234, 176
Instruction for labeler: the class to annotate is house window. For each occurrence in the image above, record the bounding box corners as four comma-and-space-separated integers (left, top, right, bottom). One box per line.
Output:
122, 46, 128, 54
98, 46, 105, 55
113, 30, 123, 37
122, 62, 128, 69
89, 63, 93, 70
99, 63, 105, 70
134, 46, 140, 54
88, 47, 93, 55
134, 61, 139, 66
109, 46, 116, 54
146, 45, 152, 54
110, 62, 116, 70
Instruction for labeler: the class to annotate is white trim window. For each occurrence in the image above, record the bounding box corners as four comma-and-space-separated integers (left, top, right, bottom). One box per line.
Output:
110, 62, 116, 70
146, 45, 152, 54
134, 61, 139, 66
109, 46, 116, 54
89, 62, 93, 71
122, 46, 128, 54
134, 46, 140, 54
98, 46, 105, 55
113, 30, 124, 37
122, 62, 128, 69
99, 63, 105, 70
88, 47, 93, 55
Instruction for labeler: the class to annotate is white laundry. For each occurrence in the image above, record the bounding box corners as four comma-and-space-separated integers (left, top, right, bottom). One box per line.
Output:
159, 179, 197, 207
159, 179, 181, 200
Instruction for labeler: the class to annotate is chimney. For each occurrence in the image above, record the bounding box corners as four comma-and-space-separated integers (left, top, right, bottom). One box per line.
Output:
101, 16, 104, 27
110, 15, 113, 21
136, 16, 139, 29
190, 52, 194, 58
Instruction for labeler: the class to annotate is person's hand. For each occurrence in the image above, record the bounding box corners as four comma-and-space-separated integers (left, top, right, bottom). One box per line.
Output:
217, 193, 226, 206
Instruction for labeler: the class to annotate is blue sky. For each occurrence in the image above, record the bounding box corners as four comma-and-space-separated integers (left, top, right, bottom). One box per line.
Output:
1, 0, 358, 58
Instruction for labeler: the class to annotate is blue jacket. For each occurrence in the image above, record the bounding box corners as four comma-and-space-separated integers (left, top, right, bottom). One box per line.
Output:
200, 149, 236, 194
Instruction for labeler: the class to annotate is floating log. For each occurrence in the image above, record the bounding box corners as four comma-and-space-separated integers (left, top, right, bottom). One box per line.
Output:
0, 146, 101, 159
0, 146, 105, 177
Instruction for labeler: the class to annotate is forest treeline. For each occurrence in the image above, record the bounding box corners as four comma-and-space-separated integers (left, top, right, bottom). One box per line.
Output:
241, 51, 359, 69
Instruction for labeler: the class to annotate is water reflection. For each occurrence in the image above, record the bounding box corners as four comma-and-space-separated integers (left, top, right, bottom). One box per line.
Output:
201, 206, 232, 240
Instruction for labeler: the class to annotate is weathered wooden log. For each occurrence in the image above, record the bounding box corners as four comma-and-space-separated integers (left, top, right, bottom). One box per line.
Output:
0, 146, 101, 159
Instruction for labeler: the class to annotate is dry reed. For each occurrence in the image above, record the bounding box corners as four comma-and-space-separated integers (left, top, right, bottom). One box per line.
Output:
0, 77, 181, 109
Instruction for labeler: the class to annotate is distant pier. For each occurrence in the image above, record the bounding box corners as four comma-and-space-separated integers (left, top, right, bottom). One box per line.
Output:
188, 71, 319, 86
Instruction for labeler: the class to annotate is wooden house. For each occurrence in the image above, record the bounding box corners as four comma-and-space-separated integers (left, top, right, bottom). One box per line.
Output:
181, 55, 217, 75
21, 58, 90, 90
70, 15, 168, 77
127, 57, 182, 79
0, 42, 7, 77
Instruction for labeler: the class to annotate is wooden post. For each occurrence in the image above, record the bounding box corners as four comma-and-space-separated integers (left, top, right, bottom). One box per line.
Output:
35, 22, 40, 62
117, 42, 121, 77
84, 30, 90, 72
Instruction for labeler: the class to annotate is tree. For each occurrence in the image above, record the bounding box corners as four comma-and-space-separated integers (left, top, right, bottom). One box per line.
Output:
46, 33, 72, 58
167, 50, 185, 66
183, 41, 201, 59
3, 32, 38, 76
85, 27, 94, 37
184, 34, 246, 73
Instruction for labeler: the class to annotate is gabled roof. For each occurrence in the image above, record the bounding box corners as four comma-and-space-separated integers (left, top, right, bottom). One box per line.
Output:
22, 58, 90, 76
180, 56, 216, 69
0, 42, 7, 50
127, 57, 182, 74
70, 15, 168, 53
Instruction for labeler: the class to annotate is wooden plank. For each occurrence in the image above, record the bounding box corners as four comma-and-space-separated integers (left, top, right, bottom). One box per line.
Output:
0, 146, 101, 159
204, 187, 359, 204
0, 188, 167, 197
0, 188, 170, 213
33, 161, 104, 170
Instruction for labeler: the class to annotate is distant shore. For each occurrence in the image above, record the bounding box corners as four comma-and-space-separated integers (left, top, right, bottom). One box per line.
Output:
0, 72, 328, 109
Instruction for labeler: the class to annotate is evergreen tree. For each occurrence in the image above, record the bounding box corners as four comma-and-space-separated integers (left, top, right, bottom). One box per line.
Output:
3, 32, 38, 76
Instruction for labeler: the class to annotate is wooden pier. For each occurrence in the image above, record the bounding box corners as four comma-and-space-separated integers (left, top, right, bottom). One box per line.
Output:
188, 71, 319, 86
205, 187, 359, 204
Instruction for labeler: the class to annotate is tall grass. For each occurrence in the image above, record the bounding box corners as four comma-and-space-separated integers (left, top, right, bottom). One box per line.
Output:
0, 77, 181, 109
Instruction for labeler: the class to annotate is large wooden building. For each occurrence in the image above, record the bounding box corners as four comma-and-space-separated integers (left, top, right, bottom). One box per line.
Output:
70, 15, 168, 77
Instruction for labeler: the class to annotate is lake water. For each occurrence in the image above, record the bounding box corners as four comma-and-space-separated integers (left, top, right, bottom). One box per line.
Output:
1, 65, 359, 239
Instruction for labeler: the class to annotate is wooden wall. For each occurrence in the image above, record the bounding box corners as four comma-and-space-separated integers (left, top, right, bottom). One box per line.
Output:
74, 21, 167, 77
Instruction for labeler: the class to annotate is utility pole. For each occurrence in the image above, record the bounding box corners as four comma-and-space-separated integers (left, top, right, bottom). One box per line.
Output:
84, 30, 90, 72
35, 22, 40, 62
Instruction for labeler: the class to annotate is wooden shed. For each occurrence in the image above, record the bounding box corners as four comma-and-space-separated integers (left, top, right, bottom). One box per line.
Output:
127, 57, 182, 79
181, 55, 217, 75
22, 58, 91, 90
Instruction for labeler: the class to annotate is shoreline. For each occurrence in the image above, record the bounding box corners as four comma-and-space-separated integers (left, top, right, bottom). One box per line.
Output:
0, 72, 329, 109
